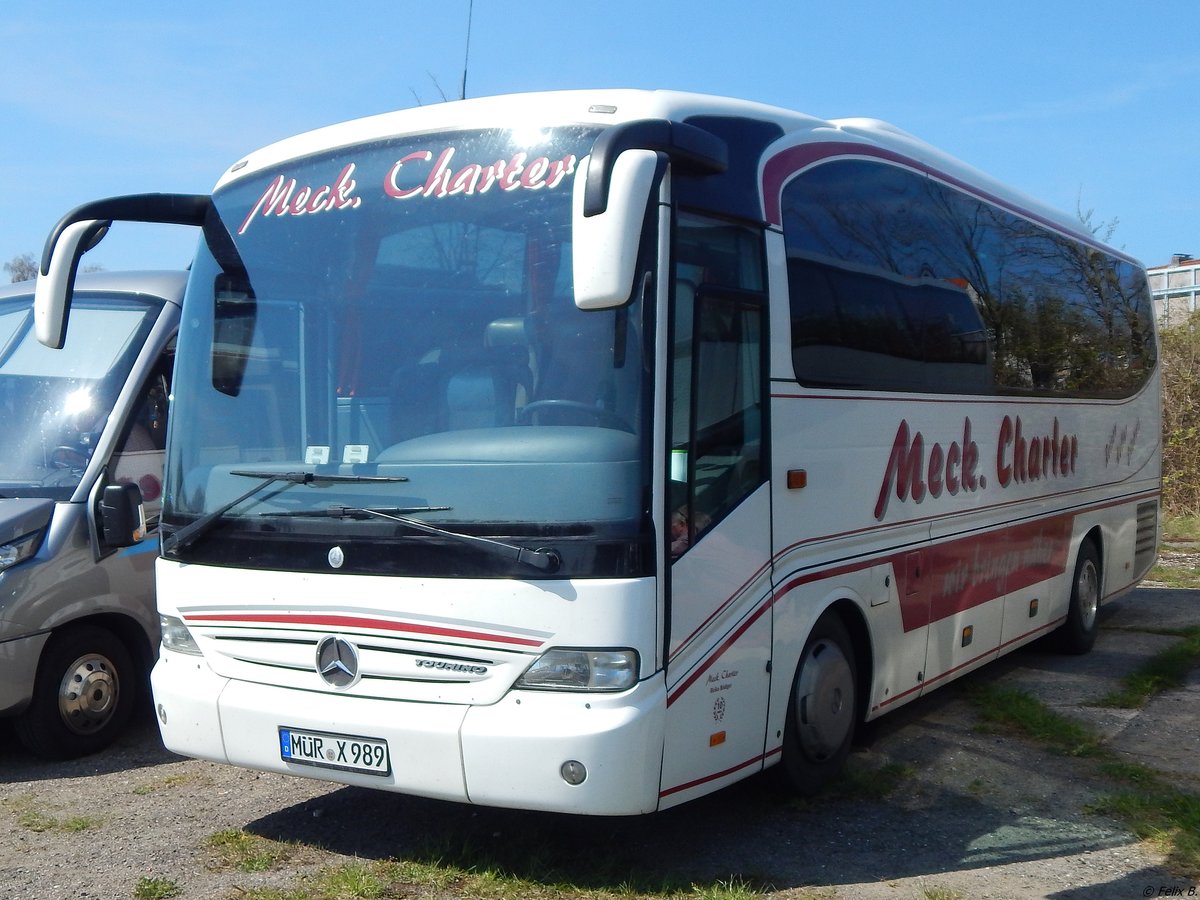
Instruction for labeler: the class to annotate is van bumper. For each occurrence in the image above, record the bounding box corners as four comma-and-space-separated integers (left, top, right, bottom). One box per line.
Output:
0, 631, 50, 715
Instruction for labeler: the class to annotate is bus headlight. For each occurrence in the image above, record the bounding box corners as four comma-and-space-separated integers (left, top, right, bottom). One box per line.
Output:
0, 530, 42, 572
515, 648, 639, 692
159, 614, 202, 656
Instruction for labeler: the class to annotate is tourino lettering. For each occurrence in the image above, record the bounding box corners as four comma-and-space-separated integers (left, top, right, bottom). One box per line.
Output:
415, 659, 488, 675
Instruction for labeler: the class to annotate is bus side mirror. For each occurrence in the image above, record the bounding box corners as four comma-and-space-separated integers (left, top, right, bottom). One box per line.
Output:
36, 193, 211, 349
35, 219, 109, 349
99, 482, 147, 547
571, 150, 658, 310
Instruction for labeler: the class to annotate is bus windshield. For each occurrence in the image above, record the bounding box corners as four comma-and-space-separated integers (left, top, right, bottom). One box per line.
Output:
0, 294, 161, 500
164, 125, 654, 578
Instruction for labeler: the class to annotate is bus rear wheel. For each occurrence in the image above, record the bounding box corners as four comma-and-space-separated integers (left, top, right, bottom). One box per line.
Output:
1056, 540, 1101, 655
781, 612, 858, 794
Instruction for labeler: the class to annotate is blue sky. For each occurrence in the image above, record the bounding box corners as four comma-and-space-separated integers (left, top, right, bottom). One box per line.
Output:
2, 1, 1196, 275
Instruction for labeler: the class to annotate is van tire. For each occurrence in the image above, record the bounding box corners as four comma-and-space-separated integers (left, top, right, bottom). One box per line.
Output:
14, 624, 137, 759
1056, 541, 1101, 655
780, 612, 858, 794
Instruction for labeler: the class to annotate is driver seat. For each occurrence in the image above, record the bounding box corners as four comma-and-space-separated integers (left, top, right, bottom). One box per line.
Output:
444, 319, 532, 430
529, 309, 621, 424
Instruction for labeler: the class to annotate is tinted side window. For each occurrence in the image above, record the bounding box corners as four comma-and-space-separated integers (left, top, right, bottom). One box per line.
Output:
781, 159, 1155, 397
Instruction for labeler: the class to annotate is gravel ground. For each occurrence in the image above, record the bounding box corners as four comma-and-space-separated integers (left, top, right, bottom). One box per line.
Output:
2, 588, 1199, 900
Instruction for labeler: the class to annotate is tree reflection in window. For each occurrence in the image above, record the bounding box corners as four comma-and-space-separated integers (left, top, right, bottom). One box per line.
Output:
781, 159, 1154, 398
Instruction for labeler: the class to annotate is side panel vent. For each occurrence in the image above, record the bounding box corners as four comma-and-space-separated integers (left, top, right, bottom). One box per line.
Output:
1135, 501, 1159, 576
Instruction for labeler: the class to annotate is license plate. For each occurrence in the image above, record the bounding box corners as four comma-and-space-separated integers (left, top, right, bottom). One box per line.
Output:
278, 727, 391, 776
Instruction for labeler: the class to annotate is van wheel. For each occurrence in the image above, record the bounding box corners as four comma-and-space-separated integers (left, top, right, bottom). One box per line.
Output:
1056, 541, 1101, 655
14, 625, 137, 759
781, 613, 858, 794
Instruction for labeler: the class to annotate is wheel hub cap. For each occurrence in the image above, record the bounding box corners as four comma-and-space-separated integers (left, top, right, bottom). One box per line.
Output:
795, 639, 854, 762
57, 654, 118, 736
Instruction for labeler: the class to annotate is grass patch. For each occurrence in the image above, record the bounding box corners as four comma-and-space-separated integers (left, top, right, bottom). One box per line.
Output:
206, 828, 299, 873
1145, 560, 1200, 589
832, 760, 915, 801
803, 759, 915, 806
1098, 759, 1161, 787
60, 815, 103, 832
782, 759, 915, 814
132, 876, 182, 900
1089, 779, 1200, 876
1099, 626, 1200, 708
1161, 515, 1200, 543
969, 685, 1200, 876
220, 837, 782, 900
228, 856, 776, 900
1, 794, 103, 833
970, 684, 1103, 756
919, 888, 964, 900
1146, 513, 1200, 587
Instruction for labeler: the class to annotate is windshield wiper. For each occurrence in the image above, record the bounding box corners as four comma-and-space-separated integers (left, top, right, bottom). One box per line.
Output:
161, 470, 409, 556
228, 470, 410, 484
263, 504, 562, 573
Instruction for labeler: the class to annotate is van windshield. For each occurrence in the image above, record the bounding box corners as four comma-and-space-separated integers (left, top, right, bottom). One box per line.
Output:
163, 125, 655, 578
0, 293, 161, 499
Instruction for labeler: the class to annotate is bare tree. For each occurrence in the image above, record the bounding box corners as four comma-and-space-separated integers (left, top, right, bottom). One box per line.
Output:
4, 253, 37, 283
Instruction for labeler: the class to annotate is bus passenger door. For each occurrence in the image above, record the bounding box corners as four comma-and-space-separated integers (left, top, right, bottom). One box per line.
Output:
659, 217, 773, 807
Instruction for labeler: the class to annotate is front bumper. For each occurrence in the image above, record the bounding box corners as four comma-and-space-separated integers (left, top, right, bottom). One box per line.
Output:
151, 648, 666, 815
0, 630, 50, 715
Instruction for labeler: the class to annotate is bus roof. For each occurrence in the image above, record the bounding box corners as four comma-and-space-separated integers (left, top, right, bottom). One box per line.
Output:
212, 89, 1109, 261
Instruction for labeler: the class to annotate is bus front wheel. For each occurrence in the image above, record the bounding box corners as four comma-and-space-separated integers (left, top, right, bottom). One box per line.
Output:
780, 612, 858, 794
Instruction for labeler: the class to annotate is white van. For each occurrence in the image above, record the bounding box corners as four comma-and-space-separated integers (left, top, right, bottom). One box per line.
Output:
0, 269, 183, 758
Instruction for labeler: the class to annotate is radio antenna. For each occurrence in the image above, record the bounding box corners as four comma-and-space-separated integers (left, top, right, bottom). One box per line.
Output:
460, 0, 474, 100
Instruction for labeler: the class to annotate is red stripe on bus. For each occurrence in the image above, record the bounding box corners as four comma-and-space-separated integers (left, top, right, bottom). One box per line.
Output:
659, 750, 770, 798
890, 513, 1073, 633
667, 598, 772, 706
873, 614, 1066, 711
666, 501, 1127, 707
668, 560, 772, 662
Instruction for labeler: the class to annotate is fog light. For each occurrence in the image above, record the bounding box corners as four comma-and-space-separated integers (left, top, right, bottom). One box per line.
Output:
560, 760, 587, 785
157, 703, 168, 725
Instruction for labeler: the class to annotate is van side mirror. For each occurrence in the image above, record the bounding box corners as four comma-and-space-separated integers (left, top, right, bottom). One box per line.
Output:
571, 150, 658, 310
99, 483, 147, 547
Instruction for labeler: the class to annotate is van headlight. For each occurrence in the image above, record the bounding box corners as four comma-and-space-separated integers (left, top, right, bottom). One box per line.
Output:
0, 530, 42, 572
515, 648, 638, 692
159, 614, 202, 656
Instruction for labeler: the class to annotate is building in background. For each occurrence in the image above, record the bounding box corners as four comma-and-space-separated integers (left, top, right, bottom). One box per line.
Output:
1148, 253, 1200, 327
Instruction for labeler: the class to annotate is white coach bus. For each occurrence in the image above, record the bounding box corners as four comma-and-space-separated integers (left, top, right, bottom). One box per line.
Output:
34, 91, 1159, 814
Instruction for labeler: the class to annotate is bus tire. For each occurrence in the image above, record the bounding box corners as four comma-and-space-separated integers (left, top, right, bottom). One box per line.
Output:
781, 612, 858, 794
1056, 540, 1101, 655
13, 624, 137, 760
